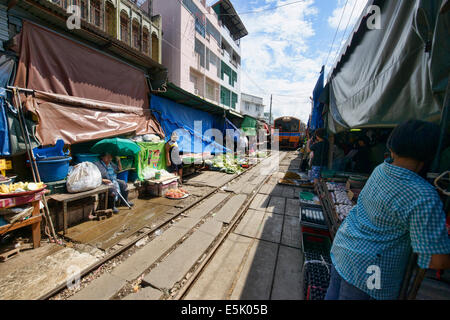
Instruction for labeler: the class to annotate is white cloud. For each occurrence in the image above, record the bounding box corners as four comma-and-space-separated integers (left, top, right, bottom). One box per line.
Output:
239, 0, 321, 124
328, 0, 368, 31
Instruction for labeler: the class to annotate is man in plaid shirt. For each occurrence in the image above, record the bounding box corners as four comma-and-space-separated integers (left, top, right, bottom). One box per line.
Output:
326, 120, 450, 300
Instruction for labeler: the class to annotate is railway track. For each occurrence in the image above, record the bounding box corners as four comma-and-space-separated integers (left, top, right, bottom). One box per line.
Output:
45, 151, 287, 300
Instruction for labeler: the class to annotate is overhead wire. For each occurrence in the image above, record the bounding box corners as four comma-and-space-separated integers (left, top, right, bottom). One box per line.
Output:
323, 0, 349, 69
201, 0, 307, 16
330, 0, 359, 69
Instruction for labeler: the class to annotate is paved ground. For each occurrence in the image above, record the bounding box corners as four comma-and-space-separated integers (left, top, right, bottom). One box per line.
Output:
185, 152, 304, 300
67, 151, 295, 300
2, 150, 448, 300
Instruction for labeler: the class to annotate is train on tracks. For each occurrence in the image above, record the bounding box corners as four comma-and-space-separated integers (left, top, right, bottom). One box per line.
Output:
272, 116, 306, 149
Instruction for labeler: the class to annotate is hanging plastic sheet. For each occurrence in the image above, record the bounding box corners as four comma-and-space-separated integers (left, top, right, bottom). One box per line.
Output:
240, 116, 258, 136
24, 91, 164, 145
326, 0, 447, 133
0, 89, 10, 156
0, 54, 17, 156
310, 67, 325, 131
134, 141, 167, 181
14, 21, 151, 109
150, 95, 229, 154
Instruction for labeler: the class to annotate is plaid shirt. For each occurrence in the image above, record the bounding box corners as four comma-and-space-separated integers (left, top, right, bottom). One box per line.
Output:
331, 161, 450, 300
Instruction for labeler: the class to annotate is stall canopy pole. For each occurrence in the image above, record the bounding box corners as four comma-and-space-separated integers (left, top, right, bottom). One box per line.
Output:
431, 79, 450, 173
8, 86, 58, 243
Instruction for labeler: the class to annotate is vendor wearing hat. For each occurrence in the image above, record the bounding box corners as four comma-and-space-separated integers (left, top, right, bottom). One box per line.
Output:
165, 132, 183, 184
94, 153, 134, 214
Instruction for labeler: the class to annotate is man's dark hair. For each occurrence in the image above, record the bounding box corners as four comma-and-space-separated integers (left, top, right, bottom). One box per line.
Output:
315, 128, 326, 139
387, 120, 440, 163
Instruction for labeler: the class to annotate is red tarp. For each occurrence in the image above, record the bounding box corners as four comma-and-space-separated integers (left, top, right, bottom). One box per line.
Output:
13, 21, 164, 144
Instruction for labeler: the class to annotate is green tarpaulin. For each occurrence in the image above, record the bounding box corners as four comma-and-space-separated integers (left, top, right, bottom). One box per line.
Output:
241, 116, 257, 136
134, 141, 167, 181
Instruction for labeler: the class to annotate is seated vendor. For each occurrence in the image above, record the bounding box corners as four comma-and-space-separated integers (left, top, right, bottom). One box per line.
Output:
165, 132, 183, 184
94, 153, 134, 214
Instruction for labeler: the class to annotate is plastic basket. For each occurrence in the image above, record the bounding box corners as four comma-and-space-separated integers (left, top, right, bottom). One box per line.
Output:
299, 191, 315, 201
45, 179, 67, 195
32, 139, 68, 160
302, 232, 332, 259
74, 153, 99, 164
301, 226, 331, 238
304, 262, 331, 300
117, 170, 129, 182
321, 170, 336, 179
34, 157, 72, 182
300, 206, 328, 230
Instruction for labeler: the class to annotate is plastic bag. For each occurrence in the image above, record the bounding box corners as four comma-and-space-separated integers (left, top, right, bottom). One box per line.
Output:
142, 167, 158, 180
66, 162, 102, 193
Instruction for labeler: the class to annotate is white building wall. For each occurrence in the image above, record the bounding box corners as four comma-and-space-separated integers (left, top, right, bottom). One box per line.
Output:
241, 93, 265, 119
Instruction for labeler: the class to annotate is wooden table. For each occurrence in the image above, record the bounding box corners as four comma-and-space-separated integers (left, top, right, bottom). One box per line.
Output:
48, 185, 109, 234
0, 190, 45, 249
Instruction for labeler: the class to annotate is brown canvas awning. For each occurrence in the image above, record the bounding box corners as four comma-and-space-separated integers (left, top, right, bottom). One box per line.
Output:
12, 21, 164, 144
25, 91, 163, 145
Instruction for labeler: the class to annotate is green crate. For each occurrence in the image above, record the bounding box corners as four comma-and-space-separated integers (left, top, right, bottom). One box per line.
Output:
45, 179, 67, 195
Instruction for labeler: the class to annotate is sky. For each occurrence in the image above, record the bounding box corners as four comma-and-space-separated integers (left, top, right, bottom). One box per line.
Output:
207, 0, 368, 124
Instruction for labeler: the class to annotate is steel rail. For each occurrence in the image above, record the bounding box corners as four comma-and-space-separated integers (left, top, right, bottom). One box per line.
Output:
40, 153, 273, 300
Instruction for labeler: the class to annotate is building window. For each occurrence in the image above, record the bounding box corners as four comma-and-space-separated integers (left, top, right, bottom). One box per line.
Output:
132, 20, 141, 50
220, 86, 231, 107
206, 19, 220, 45
120, 12, 130, 45
90, 0, 102, 29
152, 33, 159, 62
206, 81, 216, 101
79, 0, 87, 19
231, 92, 238, 110
245, 102, 250, 111
142, 28, 149, 55
105, 2, 116, 37
194, 38, 205, 68
231, 71, 237, 87
221, 61, 232, 86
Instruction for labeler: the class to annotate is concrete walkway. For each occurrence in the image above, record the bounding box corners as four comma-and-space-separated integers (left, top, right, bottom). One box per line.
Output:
185, 152, 305, 300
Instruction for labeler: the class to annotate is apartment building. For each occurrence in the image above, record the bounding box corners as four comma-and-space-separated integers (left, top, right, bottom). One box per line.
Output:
241, 93, 265, 120
1, 0, 164, 65
154, 0, 247, 110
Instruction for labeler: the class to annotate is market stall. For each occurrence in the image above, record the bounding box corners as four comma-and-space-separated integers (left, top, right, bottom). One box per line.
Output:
0, 185, 47, 260
150, 94, 230, 176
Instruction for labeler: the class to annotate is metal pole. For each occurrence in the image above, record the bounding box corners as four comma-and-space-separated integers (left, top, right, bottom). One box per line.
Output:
431, 79, 450, 172
10, 87, 58, 242
117, 191, 132, 210
269, 94, 272, 125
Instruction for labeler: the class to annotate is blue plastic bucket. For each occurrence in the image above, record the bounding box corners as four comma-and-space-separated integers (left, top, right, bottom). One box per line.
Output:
117, 170, 129, 182
35, 157, 72, 182
74, 153, 99, 164
128, 171, 138, 183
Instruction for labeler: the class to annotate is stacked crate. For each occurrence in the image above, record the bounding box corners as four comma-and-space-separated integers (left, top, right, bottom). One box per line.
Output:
299, 190, 332, 300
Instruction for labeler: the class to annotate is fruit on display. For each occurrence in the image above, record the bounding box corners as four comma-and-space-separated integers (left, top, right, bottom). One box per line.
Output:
0, 182, 45, 194
280, 179, 295, 185
326, 182, 347, 192
335, 204, 355, 221
331, 190, 353, 205
284, 171, 301, 180
165, 188, 189, 199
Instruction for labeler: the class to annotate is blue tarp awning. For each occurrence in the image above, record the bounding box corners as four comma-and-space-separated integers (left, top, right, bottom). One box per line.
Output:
150, 95, 230, 154
0, 55, 16, 156
309, 66, 325, 131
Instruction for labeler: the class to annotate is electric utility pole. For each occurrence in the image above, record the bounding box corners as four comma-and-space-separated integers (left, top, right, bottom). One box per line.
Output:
269, 94, 273, 125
